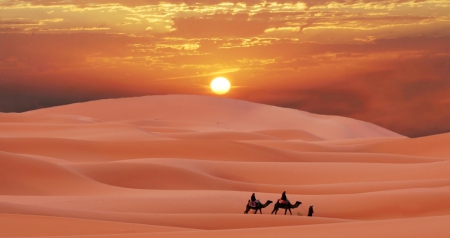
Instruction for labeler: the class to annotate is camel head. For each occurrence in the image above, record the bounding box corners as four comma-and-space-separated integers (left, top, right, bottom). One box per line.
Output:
261, 200, 273, 207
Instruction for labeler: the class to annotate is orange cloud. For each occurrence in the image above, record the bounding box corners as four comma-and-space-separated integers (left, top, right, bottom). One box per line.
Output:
167, 14, 269, 38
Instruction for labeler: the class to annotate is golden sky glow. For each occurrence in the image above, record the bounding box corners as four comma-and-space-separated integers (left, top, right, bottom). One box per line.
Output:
1, 0, 450, 137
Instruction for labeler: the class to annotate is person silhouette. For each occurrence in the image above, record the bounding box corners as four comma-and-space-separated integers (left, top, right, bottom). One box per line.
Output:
249, 193, 259, 207
308, 204, 314, 216
280, 191, 290, 204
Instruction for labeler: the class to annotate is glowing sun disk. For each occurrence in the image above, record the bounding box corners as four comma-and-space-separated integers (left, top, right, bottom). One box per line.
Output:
210, 77, 231, 95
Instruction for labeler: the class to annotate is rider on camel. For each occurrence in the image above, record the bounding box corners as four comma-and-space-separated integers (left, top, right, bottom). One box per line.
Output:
249, 193, 260, 207
279, 191, 290, 204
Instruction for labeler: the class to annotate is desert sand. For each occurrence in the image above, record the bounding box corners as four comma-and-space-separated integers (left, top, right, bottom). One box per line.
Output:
0, 95, 449, 237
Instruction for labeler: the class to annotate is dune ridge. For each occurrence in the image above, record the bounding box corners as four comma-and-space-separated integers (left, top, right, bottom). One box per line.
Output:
24, 95, 403, 140
0, 95, 448, 237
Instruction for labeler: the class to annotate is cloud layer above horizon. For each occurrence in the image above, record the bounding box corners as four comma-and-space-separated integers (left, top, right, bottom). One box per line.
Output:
1, 0, 449, 137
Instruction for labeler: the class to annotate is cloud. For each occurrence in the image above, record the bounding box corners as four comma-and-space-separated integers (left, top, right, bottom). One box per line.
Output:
0, 19, 39, 25
0, 0, 422, 7
157, 68, 240, 80
0, 33, 151, 72
2, 0, 446, 41
166, 13, 269, 38
0, 27, 23, 32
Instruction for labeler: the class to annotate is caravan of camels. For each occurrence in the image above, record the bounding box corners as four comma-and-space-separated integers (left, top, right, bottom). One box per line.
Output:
245, 191, 311, 216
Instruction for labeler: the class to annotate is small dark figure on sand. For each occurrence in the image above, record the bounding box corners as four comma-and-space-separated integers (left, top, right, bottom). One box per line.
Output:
279, 191, 290, 204
249, 193, 259, 207
281, 191, 287, 201
308, 205, 314, 217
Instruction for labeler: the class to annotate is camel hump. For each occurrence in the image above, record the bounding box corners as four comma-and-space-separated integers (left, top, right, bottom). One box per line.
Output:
278, 199, 288, 204
248, 200, 259, 207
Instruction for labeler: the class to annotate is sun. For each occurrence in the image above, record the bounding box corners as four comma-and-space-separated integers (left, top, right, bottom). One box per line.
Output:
210, 77, 231, 95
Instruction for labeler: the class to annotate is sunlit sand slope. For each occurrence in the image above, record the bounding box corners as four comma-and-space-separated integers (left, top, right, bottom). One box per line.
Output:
23, 95, 403, 139
0, 95, 448, 238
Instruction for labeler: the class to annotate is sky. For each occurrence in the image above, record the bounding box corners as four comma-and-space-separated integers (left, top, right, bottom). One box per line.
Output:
1, 0, 449, 137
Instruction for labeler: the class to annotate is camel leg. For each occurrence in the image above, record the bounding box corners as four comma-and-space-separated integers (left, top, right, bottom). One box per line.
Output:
289, 208, 292, 215
285, 208, 288, 215
254, 209, 257, 214
259, 208, 262, 214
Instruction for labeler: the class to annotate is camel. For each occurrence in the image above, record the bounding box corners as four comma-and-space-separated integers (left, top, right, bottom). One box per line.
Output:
271, 201, 302, 215
244, 200, 273, 214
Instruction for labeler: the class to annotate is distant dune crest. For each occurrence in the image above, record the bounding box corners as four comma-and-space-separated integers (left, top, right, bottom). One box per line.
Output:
25, 95, 404, 140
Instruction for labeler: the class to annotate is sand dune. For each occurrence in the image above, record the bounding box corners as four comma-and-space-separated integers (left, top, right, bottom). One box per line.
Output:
155, 131, 280, 140
0, 151, 117, 196
47, 215, 449, 238
0, 113, 101, 124
0, 95, 448, 237
69, 158, 450, 190
0, 214, 189, 237
252, 129, 324, 141
25, 95, 403, 140
355, 132, 450, 158
0, 123, 167, 141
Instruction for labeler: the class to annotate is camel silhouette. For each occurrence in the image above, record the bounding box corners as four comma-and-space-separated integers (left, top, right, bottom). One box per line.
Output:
244, 200, 273, 214
271, 201, 302, 215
